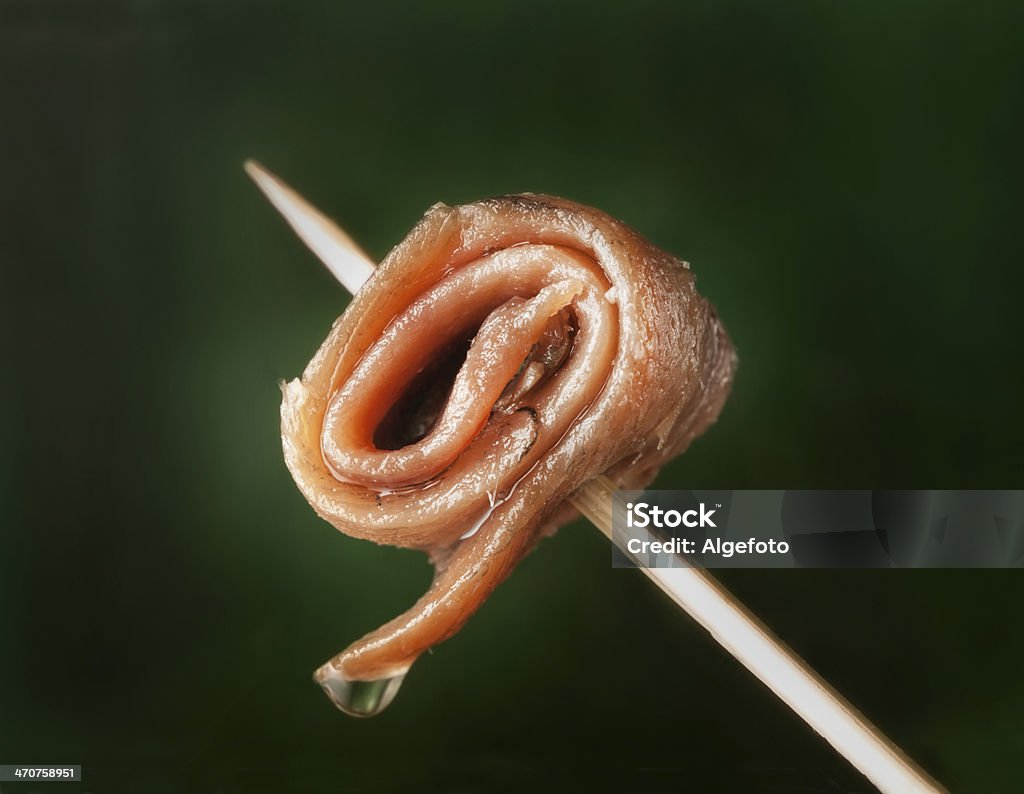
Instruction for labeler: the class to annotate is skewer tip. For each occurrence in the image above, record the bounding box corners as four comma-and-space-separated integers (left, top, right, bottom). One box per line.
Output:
242, 158, 375, 295
242, 158, 277, 192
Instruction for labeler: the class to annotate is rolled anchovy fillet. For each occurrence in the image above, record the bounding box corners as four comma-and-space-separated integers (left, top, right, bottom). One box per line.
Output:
281, 194, 736, 690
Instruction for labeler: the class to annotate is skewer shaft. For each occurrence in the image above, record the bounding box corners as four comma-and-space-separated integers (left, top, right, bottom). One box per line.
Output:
245, 160, 944, 793
573, 476, 944, 793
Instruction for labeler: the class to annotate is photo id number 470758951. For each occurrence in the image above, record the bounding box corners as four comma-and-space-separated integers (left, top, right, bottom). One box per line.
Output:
0, 765, 81, 782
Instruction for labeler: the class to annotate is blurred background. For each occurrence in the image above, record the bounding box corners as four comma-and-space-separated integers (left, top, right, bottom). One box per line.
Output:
2, 1, 1023, 791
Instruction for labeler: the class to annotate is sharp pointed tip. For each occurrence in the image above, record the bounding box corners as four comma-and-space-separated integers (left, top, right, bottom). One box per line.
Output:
243, 159, 278, 194
240, 158, 375, 293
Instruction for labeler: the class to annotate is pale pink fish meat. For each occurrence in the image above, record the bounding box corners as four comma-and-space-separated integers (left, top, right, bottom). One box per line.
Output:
281, 194, 736, 690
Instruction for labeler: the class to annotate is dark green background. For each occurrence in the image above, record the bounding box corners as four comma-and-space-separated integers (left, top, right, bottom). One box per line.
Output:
2, 2, 1022, 792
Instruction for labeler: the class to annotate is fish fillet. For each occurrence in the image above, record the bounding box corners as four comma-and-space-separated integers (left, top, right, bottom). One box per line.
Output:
281, 194, 736, 693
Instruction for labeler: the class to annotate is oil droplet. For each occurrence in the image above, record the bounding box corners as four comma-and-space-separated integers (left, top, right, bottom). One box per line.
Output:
315, 663, 407, 718
459, 491, 503, 540
458, 520, 483, 540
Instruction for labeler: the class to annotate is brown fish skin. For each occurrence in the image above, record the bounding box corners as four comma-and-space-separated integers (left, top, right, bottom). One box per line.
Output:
281, 194, 736, 683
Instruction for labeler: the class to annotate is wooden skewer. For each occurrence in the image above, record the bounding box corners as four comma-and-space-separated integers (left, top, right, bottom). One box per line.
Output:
245, 160, 945, 794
